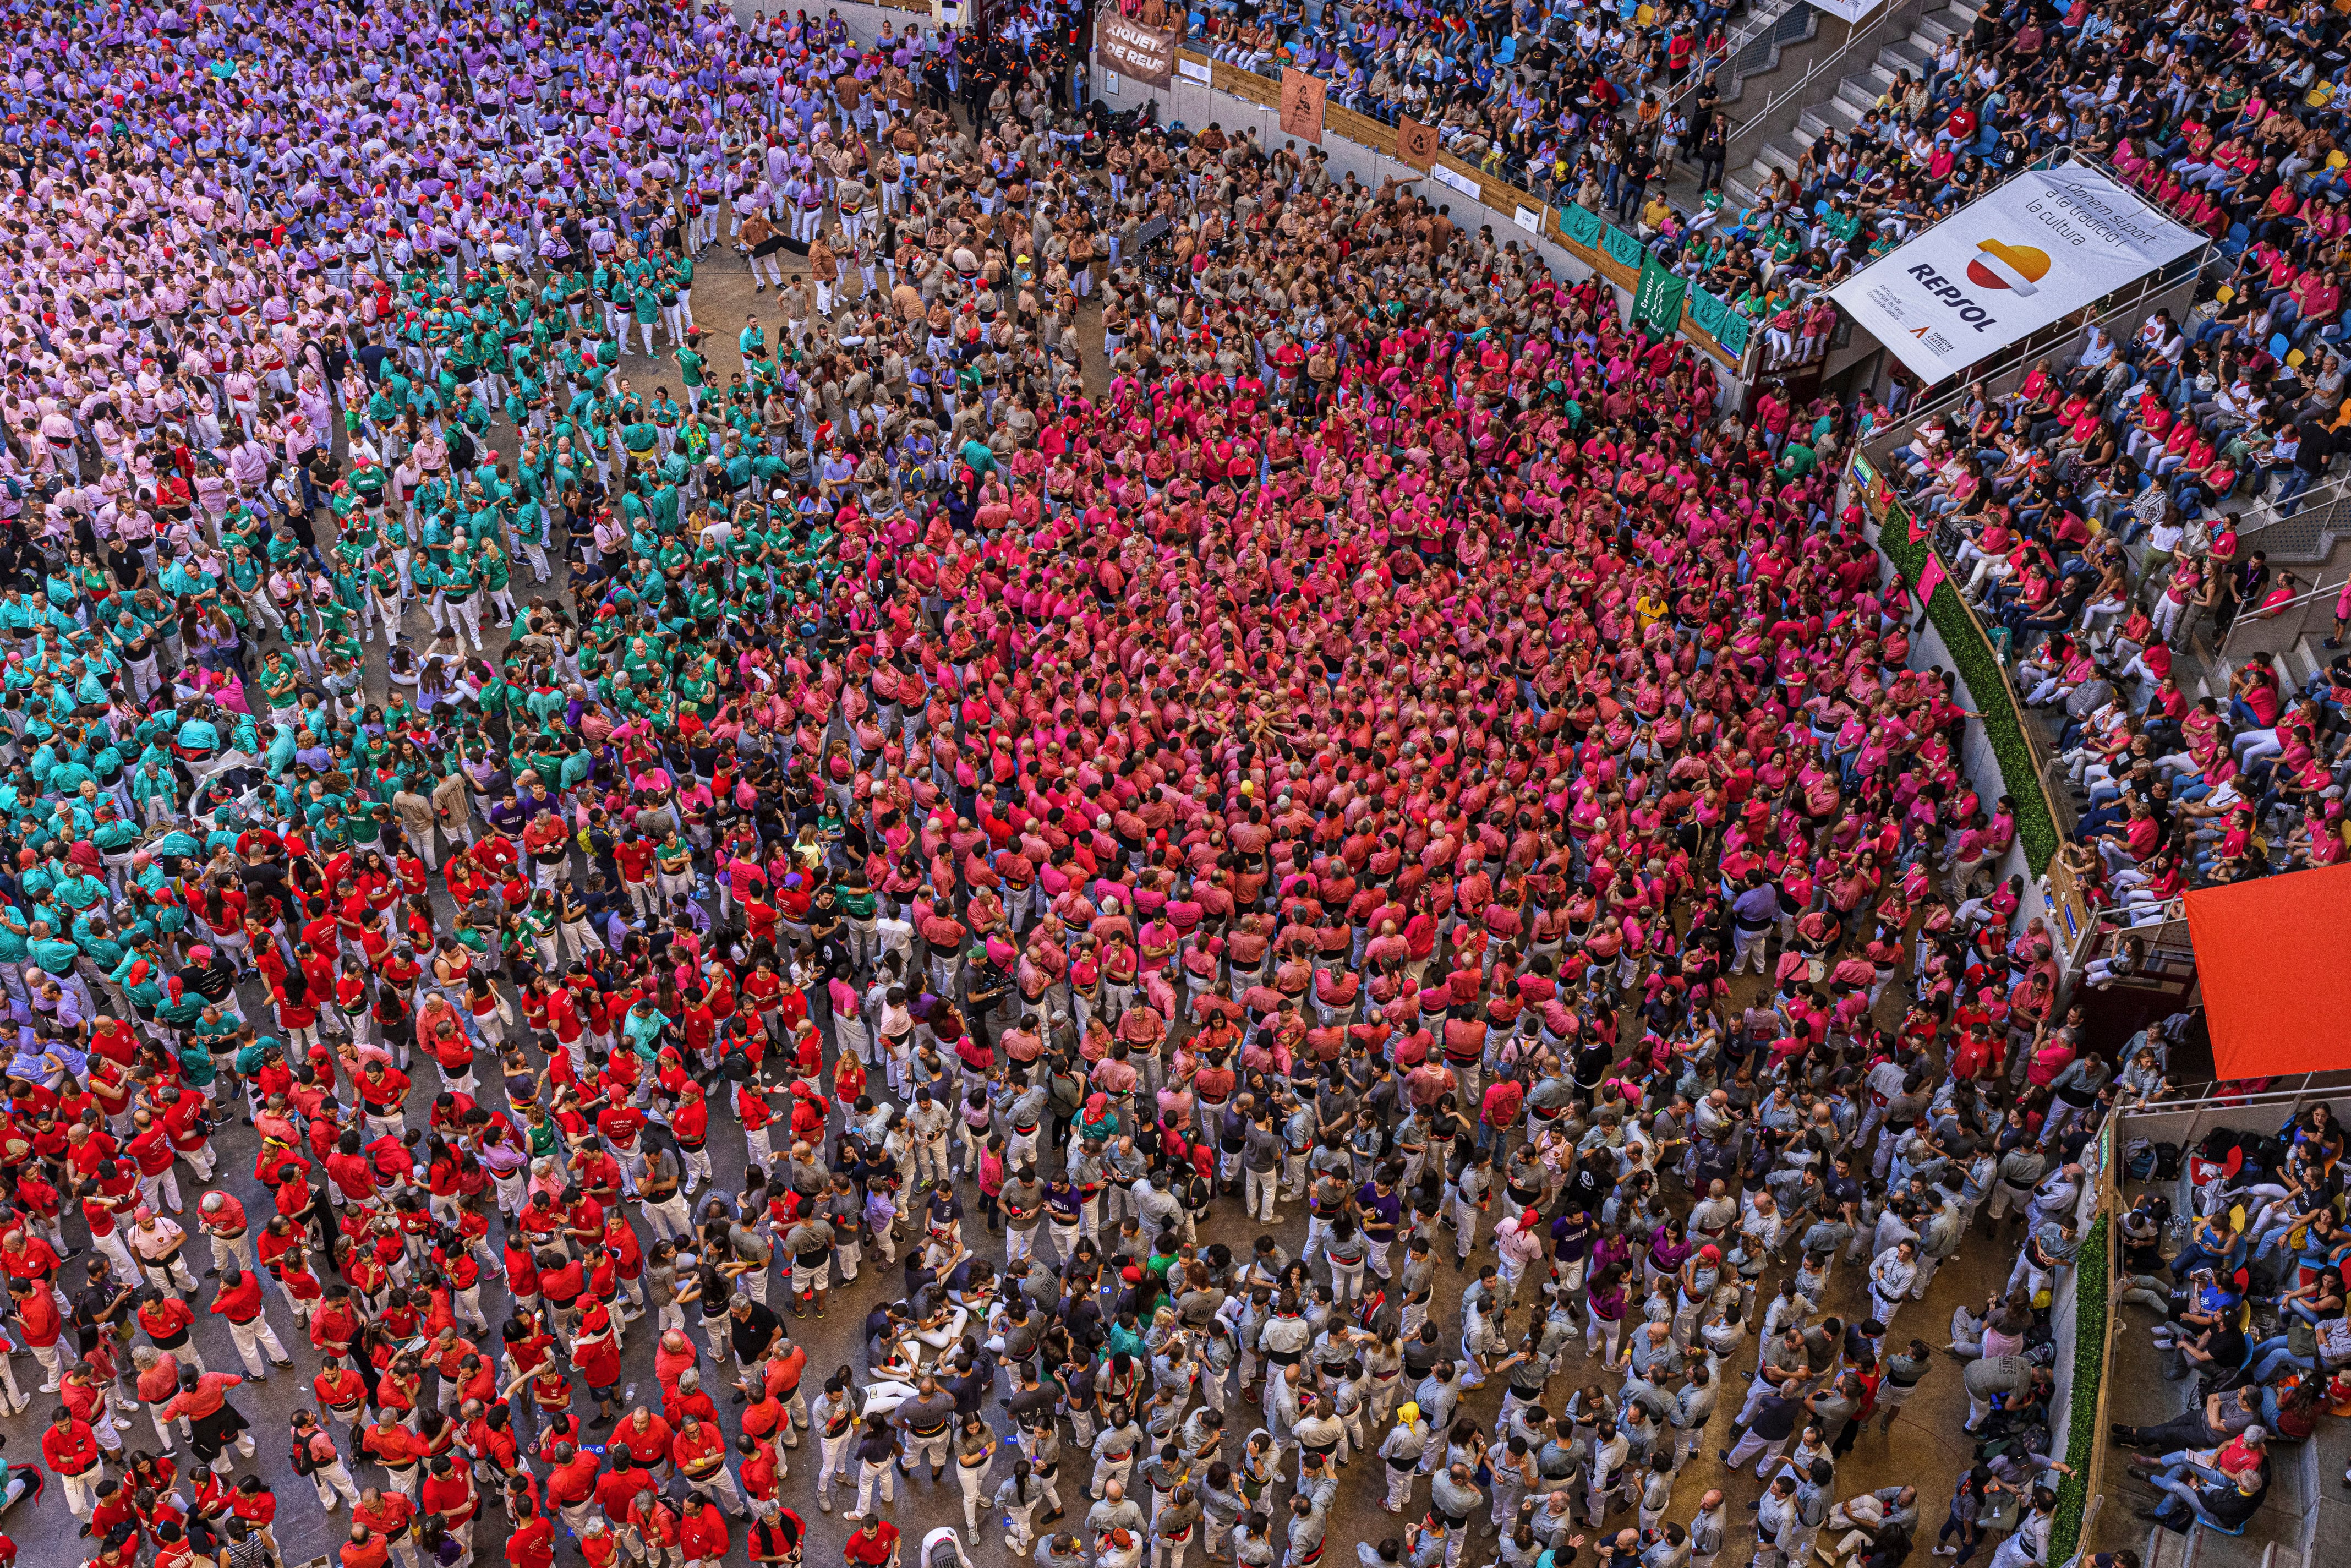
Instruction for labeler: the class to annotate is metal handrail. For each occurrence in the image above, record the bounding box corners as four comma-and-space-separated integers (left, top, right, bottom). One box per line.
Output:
1663, 0, 1797, 119
2240, 469, 2351, 542
1725, 0, 1906, 154
2213, 567, 2351, 663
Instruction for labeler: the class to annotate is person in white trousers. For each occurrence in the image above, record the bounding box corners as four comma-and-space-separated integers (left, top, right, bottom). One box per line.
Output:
294, 1413, 365, 1510
212, 1266, 296, 1378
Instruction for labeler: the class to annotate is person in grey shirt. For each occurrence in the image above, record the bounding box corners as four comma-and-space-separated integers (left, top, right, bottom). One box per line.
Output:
892, 1378, 961, 1478
1199, 1460, 1249, 1544
1961, 1353, 2041, 1430
1135, 1171, 1186, 1241
1671, 1364, 1717, 1472
1283, 1466, 1338, 1568
1038, 1535, 1091, 1568
1988, 1144, 2048, 1222
727, 1219, 776, 1306
1002, 1168, 1045, 1263
1086, 1481, 1146, 1542
1243, 1115, 1284, 1223
1876, 1338, 1934, 1431
1402, 1520, 1451, 1568
1155, 1486, 1205, 1556
1412, 1366, 1460, 1469
1233, 1513, 1277, 1568
1428, 1461, 1485, 1529
1805, 1374, 1861, 1450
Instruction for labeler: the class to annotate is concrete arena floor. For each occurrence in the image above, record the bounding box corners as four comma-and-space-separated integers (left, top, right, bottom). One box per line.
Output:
0, 256, 2004, 1568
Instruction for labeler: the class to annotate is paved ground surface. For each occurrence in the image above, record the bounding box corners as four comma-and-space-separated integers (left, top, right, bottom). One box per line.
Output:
0, 246, 2011, 1568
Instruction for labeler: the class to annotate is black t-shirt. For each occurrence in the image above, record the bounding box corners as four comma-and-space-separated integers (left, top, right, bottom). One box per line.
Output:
730, 1301, 783, 1362
2295, 414, 2336, 475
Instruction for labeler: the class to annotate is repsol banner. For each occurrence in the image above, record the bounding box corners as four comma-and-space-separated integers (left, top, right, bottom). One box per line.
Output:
1828, 161, 2203, 383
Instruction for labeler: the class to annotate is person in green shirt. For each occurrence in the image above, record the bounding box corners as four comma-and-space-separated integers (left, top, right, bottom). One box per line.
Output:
440, 543, 483, 651
677, 332, 709, 413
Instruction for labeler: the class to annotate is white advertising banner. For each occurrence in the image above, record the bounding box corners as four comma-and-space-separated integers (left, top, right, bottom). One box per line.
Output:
1828, 162, 2204, 383
1809, 0, 1888, 23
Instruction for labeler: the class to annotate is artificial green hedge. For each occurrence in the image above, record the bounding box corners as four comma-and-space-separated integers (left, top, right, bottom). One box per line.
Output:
1879, 505, 2062, 874
2051, 1210, 2112, 1562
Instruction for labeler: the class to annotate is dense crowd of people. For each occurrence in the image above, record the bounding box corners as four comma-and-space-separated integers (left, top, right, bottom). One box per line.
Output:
1790, 0, 2351, 921
0, 4, 2294, 1568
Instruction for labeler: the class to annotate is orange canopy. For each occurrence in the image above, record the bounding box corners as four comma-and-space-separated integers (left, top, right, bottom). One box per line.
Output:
2183, 864, 2351, 1079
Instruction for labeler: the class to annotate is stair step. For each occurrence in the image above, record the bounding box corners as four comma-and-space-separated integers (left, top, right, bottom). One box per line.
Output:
2297, 632, 2337, 683
1836, 77, 1880, 112
1758, 138, 1804, 177
1944, 0, 1981, 23
1913, 14, 1956, 45
1878, 39, 1929, 73
1796, 104, 1858, 141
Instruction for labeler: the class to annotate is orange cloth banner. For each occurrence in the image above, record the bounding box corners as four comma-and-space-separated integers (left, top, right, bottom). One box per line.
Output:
2183, 863, 2351, 1078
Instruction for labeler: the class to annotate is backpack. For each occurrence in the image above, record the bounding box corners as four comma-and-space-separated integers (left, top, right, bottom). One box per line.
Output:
2151, 1141, 2183, 1182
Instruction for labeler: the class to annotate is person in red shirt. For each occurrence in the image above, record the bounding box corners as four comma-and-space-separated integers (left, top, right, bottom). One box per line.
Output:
669, 1413, 745, 1515
543, 1441, 602, 1539
208, 1264, 294, 1378
506, 1503, 557, 1568
843, 1514, 902, 1568
680, 1497, 730, 1568
42, 1408, 105, 1517
594, 1454, 655, 1529
671, 1081, 713, 1190
594, 1089, 648, 1176
159, 1368, 256, 1471
8, 1278, 63, 1394
418, 1455, 480, 1559
341, 1523, 392, 1568
360, 1417, 425, 1496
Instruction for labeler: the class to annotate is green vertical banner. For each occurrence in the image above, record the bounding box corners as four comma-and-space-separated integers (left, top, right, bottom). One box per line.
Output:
1633, 256, 1688, 339
1600, 226, 1647, 273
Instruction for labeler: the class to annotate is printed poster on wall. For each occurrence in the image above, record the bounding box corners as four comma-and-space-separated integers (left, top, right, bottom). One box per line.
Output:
1279, 68, 1327, 144
1827, 160, 2203, 383
1095, 15, 1176, 89
1396, 116, 1438, 170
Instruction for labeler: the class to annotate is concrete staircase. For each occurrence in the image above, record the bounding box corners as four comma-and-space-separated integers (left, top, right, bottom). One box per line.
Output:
1721, 0, 1978, 211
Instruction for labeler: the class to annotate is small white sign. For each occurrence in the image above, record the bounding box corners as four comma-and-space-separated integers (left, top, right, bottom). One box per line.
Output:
1514, 204, 1541, 234
1105, 70, 1120, 95
1179, 57, 1211, 84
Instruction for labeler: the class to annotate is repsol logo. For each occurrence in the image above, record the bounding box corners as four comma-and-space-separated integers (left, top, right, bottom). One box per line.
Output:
1905, 264, 2000, 332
